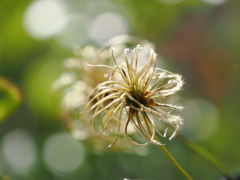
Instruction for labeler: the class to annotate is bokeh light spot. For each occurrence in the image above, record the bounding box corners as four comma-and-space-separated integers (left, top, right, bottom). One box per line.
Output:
86, 0, 119, 16
2, 129, 37, 175
159, 0, 184, 5
42, 132, 85, 175
57, 13, 90, 48
88, 13, 128, 45
133, 146, 149, 156
202, 0, 226, 4
181, 98, 219, 140
23, 0, 68, 39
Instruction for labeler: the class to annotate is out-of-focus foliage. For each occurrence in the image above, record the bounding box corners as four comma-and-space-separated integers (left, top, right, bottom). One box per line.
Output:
0, 173, 11, 180
1, 0, 240, 179
0, 77, 22, 121
113, 0, 201, 40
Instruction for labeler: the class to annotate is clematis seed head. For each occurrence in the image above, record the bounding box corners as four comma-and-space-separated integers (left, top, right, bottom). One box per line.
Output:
80, 45, 184, 147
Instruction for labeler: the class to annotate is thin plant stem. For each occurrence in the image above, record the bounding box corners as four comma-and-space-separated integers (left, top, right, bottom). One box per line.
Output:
178, 136, 232, 176
155, 136, 193, 180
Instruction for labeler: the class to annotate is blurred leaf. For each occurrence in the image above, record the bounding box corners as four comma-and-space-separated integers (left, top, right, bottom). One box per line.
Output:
0, 76, 23, 121
0, 0, 37, 62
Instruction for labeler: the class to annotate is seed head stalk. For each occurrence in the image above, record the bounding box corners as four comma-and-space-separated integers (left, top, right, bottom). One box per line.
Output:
144, 124, 193, 179
157, 139, 193, 180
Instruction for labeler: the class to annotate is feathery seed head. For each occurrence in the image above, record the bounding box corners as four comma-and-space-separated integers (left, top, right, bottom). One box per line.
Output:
80, 45, 184, 147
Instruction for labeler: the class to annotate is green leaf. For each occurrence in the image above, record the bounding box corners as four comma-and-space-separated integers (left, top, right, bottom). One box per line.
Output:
0, 76, 23, 121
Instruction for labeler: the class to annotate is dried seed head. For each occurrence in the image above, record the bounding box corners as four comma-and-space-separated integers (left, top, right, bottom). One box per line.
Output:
80, 45, 184, 146
53, 42, 146, 151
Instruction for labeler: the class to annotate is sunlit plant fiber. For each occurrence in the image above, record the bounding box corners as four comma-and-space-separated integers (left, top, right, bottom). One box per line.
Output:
53, 46, 113, 146
80, 45, 184, 147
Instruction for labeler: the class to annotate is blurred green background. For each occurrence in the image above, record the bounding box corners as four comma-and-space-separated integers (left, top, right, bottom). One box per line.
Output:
1, 0, 240, 179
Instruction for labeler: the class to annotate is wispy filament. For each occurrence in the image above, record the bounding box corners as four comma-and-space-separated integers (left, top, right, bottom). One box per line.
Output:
80, 45, 184, 146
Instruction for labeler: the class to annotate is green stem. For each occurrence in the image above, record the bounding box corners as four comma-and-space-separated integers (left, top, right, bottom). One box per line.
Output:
155, 137, 193, 180
143, 113, 192, 179
179, 136, 231, 176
